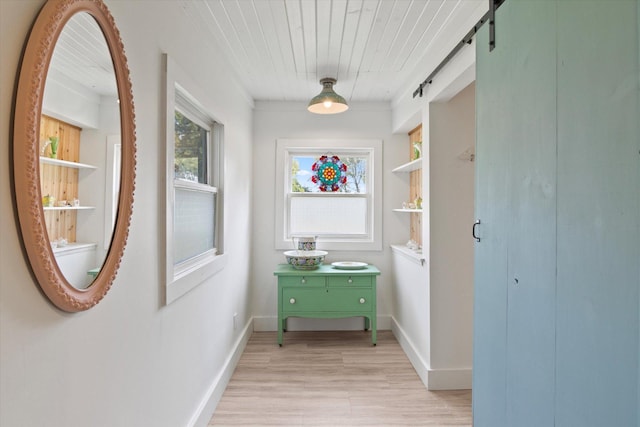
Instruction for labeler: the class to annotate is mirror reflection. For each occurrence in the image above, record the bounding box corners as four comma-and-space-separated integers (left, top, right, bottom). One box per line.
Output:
40, 12, 120, 289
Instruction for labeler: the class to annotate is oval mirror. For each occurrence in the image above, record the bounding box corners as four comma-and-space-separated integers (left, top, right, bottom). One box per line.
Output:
13, 0, 136, 312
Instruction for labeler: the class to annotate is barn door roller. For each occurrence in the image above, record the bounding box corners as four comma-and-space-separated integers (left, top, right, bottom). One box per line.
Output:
413, 0, 506, 98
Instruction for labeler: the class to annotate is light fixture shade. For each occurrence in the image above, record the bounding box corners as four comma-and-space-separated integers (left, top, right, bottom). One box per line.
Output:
308, 78, 349, 114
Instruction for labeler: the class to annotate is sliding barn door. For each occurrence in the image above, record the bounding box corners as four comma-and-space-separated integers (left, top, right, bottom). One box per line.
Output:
473, 2, 557, 426
554, 1, 640, 425
474, 1, 640, 426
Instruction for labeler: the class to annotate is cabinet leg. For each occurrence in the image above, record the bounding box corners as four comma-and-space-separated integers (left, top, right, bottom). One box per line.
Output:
364, 316, 370, 331
371, 317, 377, 346
278, 316, 284, 346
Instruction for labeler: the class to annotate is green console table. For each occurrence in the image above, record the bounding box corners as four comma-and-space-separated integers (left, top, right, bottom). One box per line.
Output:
274, 264, 380, 346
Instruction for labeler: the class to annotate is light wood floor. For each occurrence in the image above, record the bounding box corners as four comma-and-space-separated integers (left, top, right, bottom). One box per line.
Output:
209, 330, 472, 426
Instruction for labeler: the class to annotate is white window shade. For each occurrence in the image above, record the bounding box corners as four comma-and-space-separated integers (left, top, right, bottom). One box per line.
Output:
289, 195, 368, 236
174, 184, 216, 265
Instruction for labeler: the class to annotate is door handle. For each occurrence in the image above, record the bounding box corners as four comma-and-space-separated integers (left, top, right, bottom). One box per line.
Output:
472, 219, 481, 242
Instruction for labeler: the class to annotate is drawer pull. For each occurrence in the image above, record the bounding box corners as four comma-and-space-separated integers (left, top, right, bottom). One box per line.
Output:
348, 278, 353, 284
289, 298, 296, 304
300, 278, 306, 284
359, 298, 366, 304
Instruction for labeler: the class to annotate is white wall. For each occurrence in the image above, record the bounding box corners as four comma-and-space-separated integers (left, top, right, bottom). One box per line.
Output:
428, 83, 475, 386
251, 101, 406, 332
76, 96, 121, 264
391, 251, 431, 381
391, 80, 475, 390
0, 1, 253, 426
389, 18, 478, 390
43, 70, 102, 129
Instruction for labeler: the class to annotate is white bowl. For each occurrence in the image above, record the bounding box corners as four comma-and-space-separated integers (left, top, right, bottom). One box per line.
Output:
284, 250, 328, 270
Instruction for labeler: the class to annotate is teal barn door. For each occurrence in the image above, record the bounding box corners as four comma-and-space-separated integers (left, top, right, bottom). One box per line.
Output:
474, 0, 639, 426
474, 1, 557, 426
555, 1, 640, 426
472, 20, 509, 425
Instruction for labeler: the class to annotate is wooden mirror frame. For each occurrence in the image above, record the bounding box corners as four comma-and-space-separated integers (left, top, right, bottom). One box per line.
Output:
13, 0, 136, 312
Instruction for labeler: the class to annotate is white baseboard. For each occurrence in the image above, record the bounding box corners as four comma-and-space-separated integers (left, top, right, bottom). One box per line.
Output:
391, 316, 472, 391
427, 367, 472, 390
253, 315, 392, 332
391, 316, 430, 388
189, 317, 254, 427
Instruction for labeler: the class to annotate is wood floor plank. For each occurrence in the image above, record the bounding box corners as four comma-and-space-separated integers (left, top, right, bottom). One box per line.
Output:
209, 331, 471, 426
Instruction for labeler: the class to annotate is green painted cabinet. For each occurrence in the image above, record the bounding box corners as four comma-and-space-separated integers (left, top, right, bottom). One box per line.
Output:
274, 264, 380, 346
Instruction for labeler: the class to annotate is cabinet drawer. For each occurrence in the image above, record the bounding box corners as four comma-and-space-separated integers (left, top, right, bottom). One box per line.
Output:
283, 288, 373, 313
278, 276, 325, 287
327, 275, 372, 287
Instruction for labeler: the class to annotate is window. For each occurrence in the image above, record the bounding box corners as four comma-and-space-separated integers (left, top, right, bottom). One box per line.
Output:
275, 139, 382, 251
164, 55, 225, 304
173, 96, 219, 266
103, 135, 120, 250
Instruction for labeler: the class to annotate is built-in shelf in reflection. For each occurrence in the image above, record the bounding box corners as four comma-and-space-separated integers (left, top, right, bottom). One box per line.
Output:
43, 206, 95, 211
392, 208, 423, 213
39, 156, 96, 169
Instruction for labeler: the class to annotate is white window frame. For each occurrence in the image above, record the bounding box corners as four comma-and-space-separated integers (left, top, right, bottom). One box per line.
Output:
275, 138, 383, 251
164, 54, 226, 304
103, 135, 120, 251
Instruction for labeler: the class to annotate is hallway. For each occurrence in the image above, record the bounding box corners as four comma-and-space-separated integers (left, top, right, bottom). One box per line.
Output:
210, 331, 471, 426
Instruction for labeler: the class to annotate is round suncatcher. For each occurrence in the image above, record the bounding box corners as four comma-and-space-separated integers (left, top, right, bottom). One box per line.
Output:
311, 155, 347, 192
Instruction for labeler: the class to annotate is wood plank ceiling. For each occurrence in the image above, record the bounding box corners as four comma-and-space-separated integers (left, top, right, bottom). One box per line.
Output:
50, 1, 487, 105
185, 0, 487, 103
49, 12, 117, 97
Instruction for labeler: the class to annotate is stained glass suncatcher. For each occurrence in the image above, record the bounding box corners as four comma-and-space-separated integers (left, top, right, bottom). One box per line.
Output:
311, 155, 347, 192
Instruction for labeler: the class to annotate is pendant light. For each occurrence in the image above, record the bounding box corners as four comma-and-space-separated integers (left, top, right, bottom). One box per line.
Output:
308, 77, 349, 114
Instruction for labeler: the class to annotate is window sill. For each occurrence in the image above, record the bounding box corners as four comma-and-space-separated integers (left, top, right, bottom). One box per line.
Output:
166, 253, 227, 304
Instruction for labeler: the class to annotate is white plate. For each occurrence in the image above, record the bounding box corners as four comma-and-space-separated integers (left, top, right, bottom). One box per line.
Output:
331, 261, 368, 270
